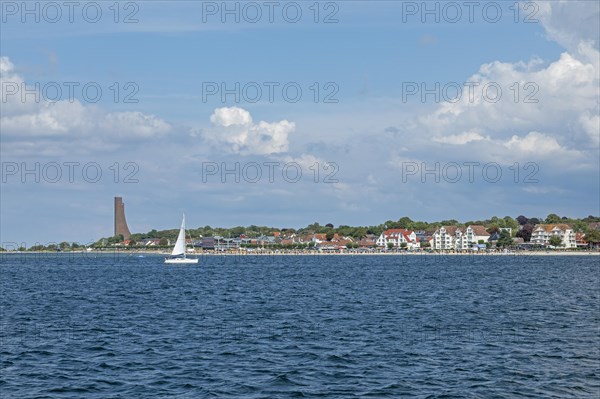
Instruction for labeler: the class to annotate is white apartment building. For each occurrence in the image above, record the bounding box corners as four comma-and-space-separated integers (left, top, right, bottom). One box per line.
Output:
376, 229, 420, 249
530, 224, 576, 248
431, 225, 491, 250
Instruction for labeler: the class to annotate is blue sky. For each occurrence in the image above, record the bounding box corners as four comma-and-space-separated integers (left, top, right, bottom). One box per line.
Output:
1, 1, 599, 245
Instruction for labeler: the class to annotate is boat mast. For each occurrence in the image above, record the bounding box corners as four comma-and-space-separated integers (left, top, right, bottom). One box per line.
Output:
182, 213, 186, 259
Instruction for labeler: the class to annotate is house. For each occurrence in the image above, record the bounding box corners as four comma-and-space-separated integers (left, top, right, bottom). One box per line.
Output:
358, 236, 377, 248
575, 233, 588, 248
253, 235, 277, 246
488, 232, 501, 246
312, 233, 327, 243
414, 230, 431, 243
195, 237, 215, 249
431, 226, 459, 250
376, 229, 420, 249
431, 225, 489, 250
140, 238, 163, 246
530, 224, 576, 248
466, 225, 491, 244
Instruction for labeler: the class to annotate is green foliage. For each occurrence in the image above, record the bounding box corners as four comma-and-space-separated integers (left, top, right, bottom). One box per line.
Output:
387, 242, 394, 250
487, 225, 500, 234
107, 234, 124, 244
585, 230, 600, 244
549, 236, 563, 247
496, 230, 514, 248
90, 214, 599, 250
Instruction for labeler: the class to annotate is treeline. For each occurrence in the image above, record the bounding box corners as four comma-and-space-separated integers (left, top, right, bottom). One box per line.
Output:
95, 214, 600, 247
5, 214, 598, 251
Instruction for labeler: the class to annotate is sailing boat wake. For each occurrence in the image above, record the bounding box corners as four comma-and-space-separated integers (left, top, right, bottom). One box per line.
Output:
164, 214, 199, 264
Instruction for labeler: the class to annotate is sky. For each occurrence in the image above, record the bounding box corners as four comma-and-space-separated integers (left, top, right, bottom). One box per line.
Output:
1, 0, 599, 245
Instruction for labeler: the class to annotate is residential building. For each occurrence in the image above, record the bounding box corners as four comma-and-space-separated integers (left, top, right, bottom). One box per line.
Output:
530, 224, 576, 248
431, 225, 489, 250
431, 226, 458, 250
376, 229, 420, 249
466, 225, 491, 244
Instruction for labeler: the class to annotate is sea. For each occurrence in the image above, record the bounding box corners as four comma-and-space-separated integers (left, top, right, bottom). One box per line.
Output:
1, 253, 598, 398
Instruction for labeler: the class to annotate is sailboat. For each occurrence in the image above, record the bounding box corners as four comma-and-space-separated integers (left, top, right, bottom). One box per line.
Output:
164, 214, 199, 264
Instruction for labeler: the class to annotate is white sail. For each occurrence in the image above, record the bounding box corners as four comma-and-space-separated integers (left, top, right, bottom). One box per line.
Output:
165, 213, 198, 264
171, 214, 187, 256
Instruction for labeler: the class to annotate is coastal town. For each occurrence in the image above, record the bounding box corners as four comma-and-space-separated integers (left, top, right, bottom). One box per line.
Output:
117, 221, 599, 253
103, 199, 600, 253
3, 198, 598, 254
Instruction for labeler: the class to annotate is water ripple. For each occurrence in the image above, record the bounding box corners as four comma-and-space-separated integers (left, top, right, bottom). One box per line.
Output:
1, 255, 599, 398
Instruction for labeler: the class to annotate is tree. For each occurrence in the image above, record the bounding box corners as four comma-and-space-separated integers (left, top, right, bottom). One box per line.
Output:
398, 217, 413, 229
326, 231, 335, 241
400, 242, 407, 249
516, 215, 529, 225
487, 225, 500, 234
159, 238, 169, 246
128, 239, 137, 247
107, 234, 124, 244
545, 214, 561, 224
496, 230, 514, 248
325, 223, 334, 228
516, 224, 534, 242
387, 242, 394, 250
549, 236, 563, 247
440, 219, 459, 226
503, 216, 519, 233
584, 230, 600, 247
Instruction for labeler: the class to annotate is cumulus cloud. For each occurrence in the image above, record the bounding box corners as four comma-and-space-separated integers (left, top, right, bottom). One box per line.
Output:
206, 107, 295, 155
210, 106, 253, 127
504, 132, 563, 155
409, 2, 599, 164
0, 56, 172, 147
536, 0, 599, 55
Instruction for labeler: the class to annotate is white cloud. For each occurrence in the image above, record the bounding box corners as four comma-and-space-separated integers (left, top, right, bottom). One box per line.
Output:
578, 112, 600, 146
535, 0, 599, 55
503, 131, 577, 156
209, 106, 252, 127
0, 56, 172, 150
433, 130, 488, 145
0, 56, 15, 75
206, 107, 295, 155
410, 2, 599, 162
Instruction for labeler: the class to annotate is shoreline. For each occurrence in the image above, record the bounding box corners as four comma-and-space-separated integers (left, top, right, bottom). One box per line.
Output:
2, 250, 599, 257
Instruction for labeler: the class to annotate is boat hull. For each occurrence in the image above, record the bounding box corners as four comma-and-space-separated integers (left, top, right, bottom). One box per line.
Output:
164, 257, 199, 264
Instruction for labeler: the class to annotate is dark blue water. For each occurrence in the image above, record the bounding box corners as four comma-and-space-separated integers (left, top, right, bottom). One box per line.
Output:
1, 253, 599, 398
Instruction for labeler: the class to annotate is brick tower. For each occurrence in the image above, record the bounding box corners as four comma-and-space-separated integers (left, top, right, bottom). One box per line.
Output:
114, 197, 131, 239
